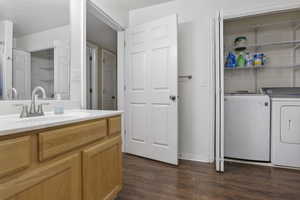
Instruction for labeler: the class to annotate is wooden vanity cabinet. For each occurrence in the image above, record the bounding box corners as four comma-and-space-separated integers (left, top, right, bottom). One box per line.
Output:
0, 154, 81, 200
0, 115, 122, 200
83, 136, 122, 200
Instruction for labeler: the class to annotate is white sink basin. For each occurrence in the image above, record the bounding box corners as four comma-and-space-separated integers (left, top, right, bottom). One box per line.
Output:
0, 109, 123, 136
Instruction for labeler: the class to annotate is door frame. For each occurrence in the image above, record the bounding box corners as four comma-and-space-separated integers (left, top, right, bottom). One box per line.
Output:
82, 0, 126, 150
83, 0, 125, 109
86, 41, 99, 109
214, 2, 300, 172
101, 49, 117, 110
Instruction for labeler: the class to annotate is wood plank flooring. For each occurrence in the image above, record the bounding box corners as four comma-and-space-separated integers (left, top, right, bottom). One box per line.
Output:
118, 154, 300, 200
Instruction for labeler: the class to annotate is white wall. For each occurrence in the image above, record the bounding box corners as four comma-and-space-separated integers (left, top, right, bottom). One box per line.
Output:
15, 25, 70, 52
129, 0, 300, 162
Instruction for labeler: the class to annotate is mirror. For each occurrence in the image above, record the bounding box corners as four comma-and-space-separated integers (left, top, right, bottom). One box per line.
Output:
0, 0, 70, 100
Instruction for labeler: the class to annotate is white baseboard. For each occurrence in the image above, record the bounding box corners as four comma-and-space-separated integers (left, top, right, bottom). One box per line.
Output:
178, 153, 214, 163
225, 158, 300, 171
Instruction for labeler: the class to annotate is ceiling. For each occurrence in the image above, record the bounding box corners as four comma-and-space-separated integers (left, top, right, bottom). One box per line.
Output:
0, 0, 173, 38
87, 12, 117, 52
0, 0, 69, 37
96, 0, 174, 11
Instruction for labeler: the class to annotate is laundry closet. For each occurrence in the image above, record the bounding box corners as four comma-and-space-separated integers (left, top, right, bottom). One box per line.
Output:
222, 9, 300, 168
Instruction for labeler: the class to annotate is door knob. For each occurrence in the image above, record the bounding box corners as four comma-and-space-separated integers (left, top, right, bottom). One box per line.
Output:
170, 95, 176, 101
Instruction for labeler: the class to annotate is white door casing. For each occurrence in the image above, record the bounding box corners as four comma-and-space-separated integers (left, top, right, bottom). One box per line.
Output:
215, 11, 225, 172
102, 49, 117, 110
86, 44, 98, 110
12, 49, 31, 100
126, 15, 178, 165
86, 47, 92, 109
54, 40, 70, 99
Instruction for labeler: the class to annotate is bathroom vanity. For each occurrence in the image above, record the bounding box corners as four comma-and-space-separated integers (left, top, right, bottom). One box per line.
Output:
0, 110, 123, 200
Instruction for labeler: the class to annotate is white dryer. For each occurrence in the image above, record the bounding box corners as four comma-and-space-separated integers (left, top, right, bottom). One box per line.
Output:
272, 98, 300, 168
224, 94, 271, 162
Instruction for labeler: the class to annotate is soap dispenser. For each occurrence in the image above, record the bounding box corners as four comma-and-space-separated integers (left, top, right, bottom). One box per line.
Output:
54, 93, 64, 115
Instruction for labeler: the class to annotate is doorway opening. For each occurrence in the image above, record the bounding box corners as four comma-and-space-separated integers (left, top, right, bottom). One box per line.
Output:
86, 4, 118, 110
215, 5, 300, 172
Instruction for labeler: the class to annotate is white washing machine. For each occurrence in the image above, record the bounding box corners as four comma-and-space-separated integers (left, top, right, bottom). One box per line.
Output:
224, 94, 271, 162
272, 98, 300, 168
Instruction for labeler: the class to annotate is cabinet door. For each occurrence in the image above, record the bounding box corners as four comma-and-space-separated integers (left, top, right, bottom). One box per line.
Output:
83, 136, 122, 200
0, 154, 81, 200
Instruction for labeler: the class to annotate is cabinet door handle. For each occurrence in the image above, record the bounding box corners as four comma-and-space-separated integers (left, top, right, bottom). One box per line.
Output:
288, 120, 292, 130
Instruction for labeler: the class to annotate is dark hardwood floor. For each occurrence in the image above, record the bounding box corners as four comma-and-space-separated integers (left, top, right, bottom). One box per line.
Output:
118, 154, 300, 200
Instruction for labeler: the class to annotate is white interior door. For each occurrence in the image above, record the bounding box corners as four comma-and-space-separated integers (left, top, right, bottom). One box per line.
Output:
54, 40, 70, 99
126, 15, 178, 165
12, 49, 31, 99
102, 49, 117, 110
215, 12, 225, 172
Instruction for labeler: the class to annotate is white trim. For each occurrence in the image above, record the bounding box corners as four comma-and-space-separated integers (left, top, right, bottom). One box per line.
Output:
209, 17, 216, 164
223, 2, 300, 19
124, 29, 129, 153
214, 11, 225, 172
87, 42, 99, 109
179, 153, 212, 163
76, 0, 87, 108
117, 31, 126, 152
225, 159, 300, 171
87, 0, 124, 31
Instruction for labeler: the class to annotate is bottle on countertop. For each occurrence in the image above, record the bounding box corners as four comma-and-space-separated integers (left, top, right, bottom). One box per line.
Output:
54, 93, 64, 115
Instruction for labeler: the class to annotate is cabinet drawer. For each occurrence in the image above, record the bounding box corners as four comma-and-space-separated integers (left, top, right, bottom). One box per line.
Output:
108, 116, 121, 136
0, 136, 31, 178
38, 119, 107, 161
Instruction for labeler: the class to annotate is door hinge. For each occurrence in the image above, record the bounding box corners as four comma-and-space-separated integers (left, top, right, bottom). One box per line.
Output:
89, 56, 92, 61
124, 41, 126, 47
124, 85, 127, 91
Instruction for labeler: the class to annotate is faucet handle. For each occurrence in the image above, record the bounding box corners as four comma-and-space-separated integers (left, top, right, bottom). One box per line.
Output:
14, 104, 29, 118
37, 103, 50, 115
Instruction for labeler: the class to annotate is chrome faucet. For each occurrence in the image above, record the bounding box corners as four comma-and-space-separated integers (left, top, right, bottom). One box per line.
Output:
29, 86, 47, 116
7, 88, 18, 100
12, 88, 18, 100
15, 87, 49, 118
